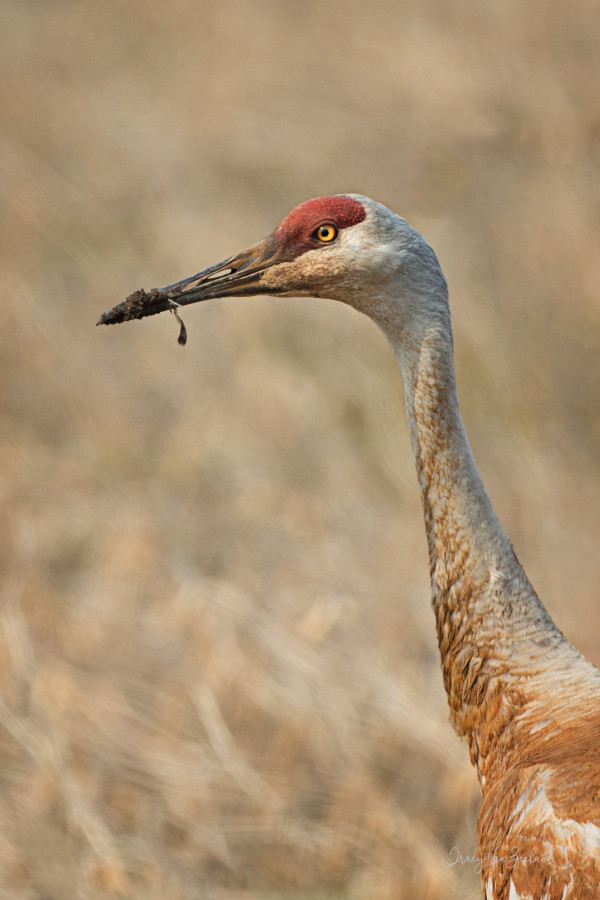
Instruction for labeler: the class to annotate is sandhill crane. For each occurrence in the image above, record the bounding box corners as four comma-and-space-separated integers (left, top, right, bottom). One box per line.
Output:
99, 195, 600, 898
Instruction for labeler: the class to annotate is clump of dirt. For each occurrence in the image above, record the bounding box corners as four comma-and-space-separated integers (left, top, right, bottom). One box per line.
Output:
97, 288, 171, 326
97, 287, 187, 345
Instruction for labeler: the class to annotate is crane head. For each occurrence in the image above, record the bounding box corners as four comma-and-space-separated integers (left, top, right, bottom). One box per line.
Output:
98, 194, 447, 334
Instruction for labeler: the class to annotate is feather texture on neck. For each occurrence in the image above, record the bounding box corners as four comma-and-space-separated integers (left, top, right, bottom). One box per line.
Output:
374, 287, 592, 784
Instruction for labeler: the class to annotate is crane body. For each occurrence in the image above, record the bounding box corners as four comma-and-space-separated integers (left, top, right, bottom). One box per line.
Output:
100, 195, 600, 898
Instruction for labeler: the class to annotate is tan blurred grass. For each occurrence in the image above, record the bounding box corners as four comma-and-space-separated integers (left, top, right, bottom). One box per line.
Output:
0, 0, 599, 897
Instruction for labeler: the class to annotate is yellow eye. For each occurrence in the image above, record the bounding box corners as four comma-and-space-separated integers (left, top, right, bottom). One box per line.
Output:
315, 223, 338, 243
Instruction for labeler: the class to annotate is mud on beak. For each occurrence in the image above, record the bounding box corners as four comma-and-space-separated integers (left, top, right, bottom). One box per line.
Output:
97, 234, 288, 329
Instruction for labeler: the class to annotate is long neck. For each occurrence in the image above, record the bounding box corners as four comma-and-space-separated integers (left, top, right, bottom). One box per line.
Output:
374, 294, 582, 781
393, 308, 519, 596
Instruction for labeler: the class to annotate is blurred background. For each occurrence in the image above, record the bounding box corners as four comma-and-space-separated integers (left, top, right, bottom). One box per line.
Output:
1, 1, 599, 897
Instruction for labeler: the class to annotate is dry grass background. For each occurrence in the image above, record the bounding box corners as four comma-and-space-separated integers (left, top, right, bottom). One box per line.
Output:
1, 1, 599, 898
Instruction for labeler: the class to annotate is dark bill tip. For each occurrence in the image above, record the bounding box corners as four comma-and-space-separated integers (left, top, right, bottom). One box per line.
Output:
96, 288, 174, 326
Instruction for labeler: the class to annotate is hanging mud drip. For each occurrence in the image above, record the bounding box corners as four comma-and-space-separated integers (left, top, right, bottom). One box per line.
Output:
169, 301, 187, 346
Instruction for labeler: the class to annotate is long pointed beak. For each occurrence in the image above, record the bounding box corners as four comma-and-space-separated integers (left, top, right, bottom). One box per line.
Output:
97, 234, 286, 328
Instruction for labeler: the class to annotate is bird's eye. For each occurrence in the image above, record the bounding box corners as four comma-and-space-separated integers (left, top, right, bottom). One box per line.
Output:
314, 223, 338, 243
